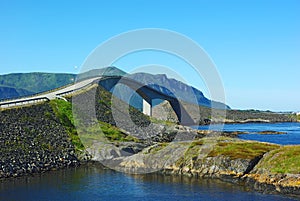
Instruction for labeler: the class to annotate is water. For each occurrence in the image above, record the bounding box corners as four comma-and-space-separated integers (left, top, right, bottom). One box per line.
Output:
0, 164, 297, 201
195, 122, 300, 145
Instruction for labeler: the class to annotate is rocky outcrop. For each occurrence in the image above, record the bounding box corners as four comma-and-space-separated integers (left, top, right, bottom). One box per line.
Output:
87, 136, 300, 197
257, 130, 287, 134
0, 103, 79, 178
243, 146, 300, 197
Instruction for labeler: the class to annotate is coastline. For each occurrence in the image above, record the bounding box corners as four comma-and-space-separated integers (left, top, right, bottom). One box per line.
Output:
0, 97, 299, 198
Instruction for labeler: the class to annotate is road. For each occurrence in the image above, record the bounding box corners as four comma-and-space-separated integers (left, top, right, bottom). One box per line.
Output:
0, 77, 101, 109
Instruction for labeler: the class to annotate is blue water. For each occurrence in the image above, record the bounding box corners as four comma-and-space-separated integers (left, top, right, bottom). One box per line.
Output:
195, 122, 300, 145
0, 164, 297, 201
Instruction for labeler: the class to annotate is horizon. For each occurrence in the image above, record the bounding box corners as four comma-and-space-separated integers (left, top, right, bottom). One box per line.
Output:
0, 0, 299, 111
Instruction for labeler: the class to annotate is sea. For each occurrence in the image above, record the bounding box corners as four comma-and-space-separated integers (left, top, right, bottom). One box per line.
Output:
195, 122, 300, 145
1, 122, 299, 201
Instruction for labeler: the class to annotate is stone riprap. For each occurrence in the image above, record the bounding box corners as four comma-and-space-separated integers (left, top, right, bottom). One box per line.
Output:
0, 104, 79, 178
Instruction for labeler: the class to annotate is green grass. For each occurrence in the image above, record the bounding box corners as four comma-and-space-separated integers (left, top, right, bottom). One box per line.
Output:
50, 99, 139, 149
98, 121, 140, 142
189, 140, 204, 148
175, 140, 203, 167
208, 141, 279, 160
49, 99, 85, 153
149, 117, 176, 126
257, 146, 300, 174
75, 122, 140, 148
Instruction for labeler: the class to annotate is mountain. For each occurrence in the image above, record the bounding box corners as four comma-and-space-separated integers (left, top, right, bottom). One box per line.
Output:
0, 86, 34, 100
0, 73, 76, 100
126, 73, 230, 109
77, 66, 127, 80
0, 67, 229, 110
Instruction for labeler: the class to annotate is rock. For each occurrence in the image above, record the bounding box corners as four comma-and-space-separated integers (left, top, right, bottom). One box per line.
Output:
0, 103, 80, 178
257, 130, 287, 135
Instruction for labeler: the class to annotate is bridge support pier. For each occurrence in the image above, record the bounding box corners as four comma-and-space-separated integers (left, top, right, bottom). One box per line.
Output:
142, 99, 152, 116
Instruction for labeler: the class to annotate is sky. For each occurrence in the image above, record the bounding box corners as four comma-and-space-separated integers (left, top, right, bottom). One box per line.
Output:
0, 0, 299, 111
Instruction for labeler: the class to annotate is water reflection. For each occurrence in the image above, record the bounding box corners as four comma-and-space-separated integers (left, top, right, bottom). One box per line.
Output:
0, 163, 297, 201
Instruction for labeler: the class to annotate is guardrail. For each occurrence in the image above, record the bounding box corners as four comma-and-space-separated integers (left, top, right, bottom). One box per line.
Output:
0, 77, 101, 109
0, 82, 75, 103
56, 81, 96, 97
0, 97, 50, 109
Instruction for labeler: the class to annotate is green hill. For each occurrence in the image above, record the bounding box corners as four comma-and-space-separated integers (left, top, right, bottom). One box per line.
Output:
0, 72, 76, 100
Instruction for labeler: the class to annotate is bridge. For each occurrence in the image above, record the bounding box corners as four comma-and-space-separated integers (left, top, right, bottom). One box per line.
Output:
0, 76, 194, 125
0, 77, 100, 108
98, 76, 194, 125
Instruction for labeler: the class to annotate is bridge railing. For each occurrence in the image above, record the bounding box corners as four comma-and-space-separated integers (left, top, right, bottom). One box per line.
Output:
0, 97, 50, 109
0, 82, 75, 103
0, 78, 100, 109
56, 80, 97, 97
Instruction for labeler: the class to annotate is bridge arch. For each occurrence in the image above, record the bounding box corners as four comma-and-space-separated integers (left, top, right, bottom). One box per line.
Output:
98, 76, 195, 125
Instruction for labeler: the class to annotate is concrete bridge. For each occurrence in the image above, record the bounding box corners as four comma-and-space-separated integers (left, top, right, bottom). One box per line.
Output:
0, 77, 100, 109
98, 76, 194, 125
0, 76, 194, 125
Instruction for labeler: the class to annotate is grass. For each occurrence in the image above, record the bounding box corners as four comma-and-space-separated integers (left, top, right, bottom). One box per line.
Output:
49, 99, 85, 153
175, 140, 203, 167
50, 99, 139, 151
208, 141, 279, 160
257, 145, 300, 174
98, 121, 140, 143
75, 122, 140, 148
149, 117, 176, 126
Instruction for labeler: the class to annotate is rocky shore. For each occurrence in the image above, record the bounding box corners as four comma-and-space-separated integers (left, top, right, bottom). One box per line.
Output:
86, 129, 300, 198
0, 86, 299, 198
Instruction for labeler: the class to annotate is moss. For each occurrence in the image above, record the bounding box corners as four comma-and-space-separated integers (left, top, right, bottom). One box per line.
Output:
175, 140, 203, 167
208, 141, 279, 160
189, 140, 204, 148
257, 145, 300, 174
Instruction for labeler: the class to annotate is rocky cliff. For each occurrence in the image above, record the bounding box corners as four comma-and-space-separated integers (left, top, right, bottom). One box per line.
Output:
87, 135, 300, 197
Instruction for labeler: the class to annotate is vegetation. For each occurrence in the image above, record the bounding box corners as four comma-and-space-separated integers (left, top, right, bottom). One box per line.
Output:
0, 72, 75, 100
146, 142, 169, 154
257, 146, 300, 174
50, 98, 140, 151
93, 86, 151, 128
208, 141, 279, 160
149, 117, 176, 126
50, 99, 85, 153
174, 139, 205, 167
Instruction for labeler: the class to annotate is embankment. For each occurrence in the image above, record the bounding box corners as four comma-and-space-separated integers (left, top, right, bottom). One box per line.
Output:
0, 103, 79, 178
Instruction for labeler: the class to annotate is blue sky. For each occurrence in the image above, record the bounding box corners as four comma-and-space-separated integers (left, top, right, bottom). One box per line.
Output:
0, 0, 299, 111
